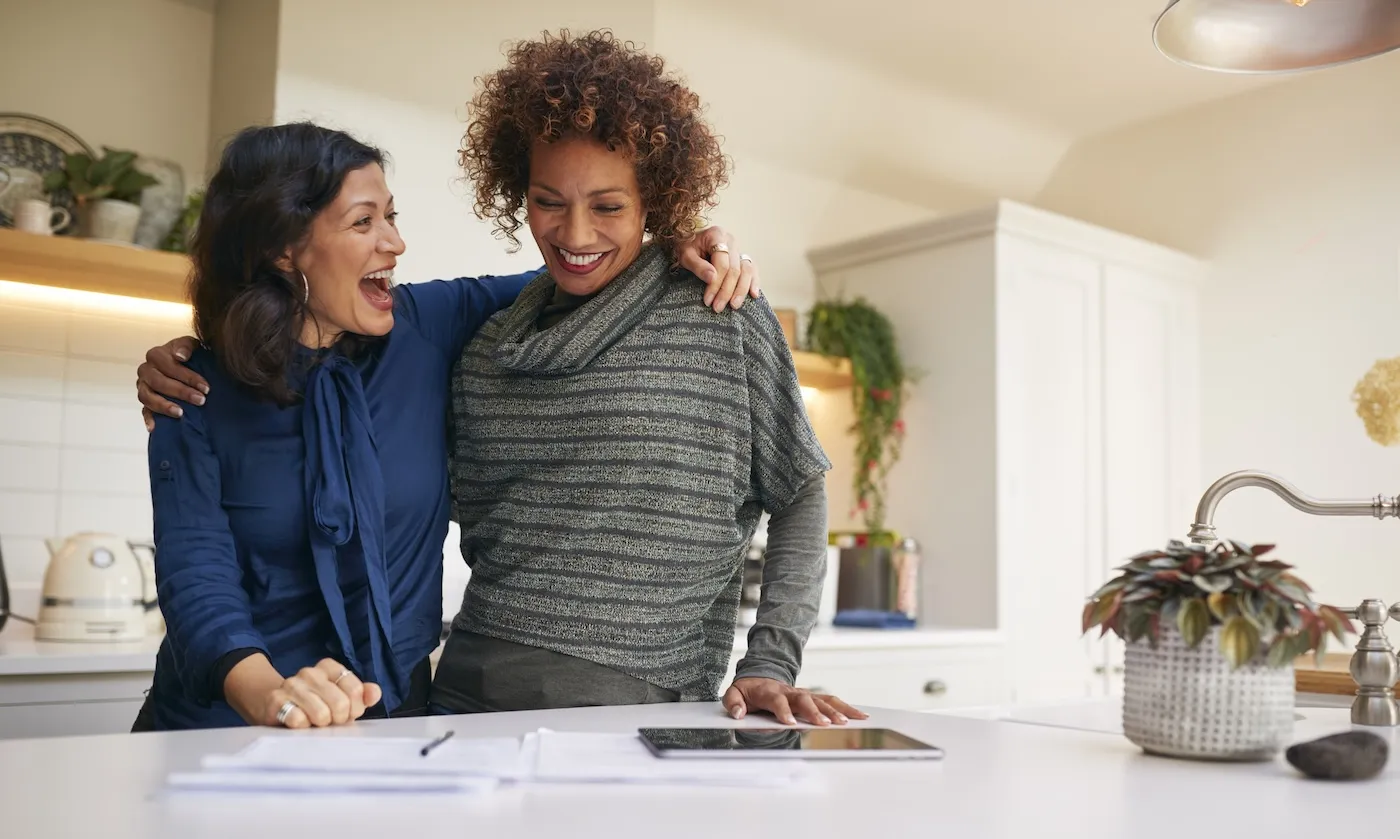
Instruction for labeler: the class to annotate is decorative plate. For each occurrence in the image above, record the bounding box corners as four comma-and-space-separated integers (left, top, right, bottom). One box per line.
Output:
0, 113, 95, 234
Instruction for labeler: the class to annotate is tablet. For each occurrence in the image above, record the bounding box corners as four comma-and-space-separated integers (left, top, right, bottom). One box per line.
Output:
637, 727, 944, 760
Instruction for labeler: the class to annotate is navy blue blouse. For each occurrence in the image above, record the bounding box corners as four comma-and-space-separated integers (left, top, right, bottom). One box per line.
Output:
145, 271, 535, 730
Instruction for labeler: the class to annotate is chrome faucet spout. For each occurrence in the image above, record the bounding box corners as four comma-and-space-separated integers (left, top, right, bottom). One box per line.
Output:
1187, 469, 1400, 546
1186, 469, 1400, 726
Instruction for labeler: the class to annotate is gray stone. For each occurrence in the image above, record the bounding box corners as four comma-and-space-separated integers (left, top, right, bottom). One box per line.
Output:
1285, 731, 1389, 781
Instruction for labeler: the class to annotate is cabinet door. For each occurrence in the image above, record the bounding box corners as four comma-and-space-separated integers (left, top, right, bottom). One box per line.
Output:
995, 235, 1106, 704
1100, 264, 1201, 695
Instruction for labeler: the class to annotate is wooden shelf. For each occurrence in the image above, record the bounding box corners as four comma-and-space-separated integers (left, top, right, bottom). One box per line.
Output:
0, 227, 190, 304
792, 350, 853, 390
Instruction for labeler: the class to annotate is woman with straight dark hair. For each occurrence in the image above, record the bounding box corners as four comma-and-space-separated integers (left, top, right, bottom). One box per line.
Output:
138, 121, 753, 731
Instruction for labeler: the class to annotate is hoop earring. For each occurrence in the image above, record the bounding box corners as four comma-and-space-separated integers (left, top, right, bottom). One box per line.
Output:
299, 271, 310, 306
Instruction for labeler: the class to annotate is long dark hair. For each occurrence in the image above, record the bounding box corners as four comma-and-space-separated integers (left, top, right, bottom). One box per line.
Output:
188, 122, 387, 405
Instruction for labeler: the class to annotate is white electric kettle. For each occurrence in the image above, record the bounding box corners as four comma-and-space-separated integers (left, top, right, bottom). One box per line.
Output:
36, 532, 159, 642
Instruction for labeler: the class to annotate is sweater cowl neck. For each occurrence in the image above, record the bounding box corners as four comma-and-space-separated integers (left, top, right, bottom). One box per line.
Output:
488, 243, 673, 375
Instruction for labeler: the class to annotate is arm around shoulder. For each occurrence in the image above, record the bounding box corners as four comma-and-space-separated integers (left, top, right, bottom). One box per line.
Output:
391, 268, 543, 359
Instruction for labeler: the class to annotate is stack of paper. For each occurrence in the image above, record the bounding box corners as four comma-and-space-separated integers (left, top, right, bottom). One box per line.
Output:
170, 728, 814, 794
167, 734, 526, 795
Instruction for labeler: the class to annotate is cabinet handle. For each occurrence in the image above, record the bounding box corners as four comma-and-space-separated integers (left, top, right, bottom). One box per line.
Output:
1094, 665, 1126, 675
923, 680, 947, 696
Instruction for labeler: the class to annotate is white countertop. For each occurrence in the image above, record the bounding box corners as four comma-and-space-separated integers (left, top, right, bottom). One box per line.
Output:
0, 698, 1391, 838
0, 620, 162, 676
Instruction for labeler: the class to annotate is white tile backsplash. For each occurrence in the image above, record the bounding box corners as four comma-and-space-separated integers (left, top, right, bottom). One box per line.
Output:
68, 311, 186, 362
0, 396, 64, 445
58, 493, 154, 541
0, 307, 164, 586
0, 490, 59, 538
62, 403, 149, 452
0, 303, 68, 354
0, 351, 67, 400
61, 449, 149, 496
0, 536, 50, 586
0, 444, 60, 491
65, 357, 140, 405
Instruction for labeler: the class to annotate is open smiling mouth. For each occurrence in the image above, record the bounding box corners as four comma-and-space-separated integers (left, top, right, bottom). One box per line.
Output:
556, 246, 609, 276
360, 268, 394, 311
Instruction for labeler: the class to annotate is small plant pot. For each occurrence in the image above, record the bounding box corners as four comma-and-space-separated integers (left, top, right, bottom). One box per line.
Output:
1122, 625, 1295, 761
78, 199, 142, 243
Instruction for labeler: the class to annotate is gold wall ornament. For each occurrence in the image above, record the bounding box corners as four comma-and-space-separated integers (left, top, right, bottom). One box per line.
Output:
1352, 356, 1400, 446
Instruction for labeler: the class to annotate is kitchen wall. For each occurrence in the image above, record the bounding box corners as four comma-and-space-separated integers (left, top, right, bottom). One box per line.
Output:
1037, 52, 1400, 611
0, 282, 192, 588
0, 0, 213, 592
0, 0, 216, 190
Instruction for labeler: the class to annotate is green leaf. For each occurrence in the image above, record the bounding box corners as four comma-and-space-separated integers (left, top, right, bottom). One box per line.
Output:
1313, 630, 1328, 667
1220, 615, 1260, 668
1266, 633, 1297, 668
64, 152, 92, 178
112, 168, 158, 202
1126, 610, 1152, 643
42, 169, 67, 192
1261, 599, 1281, 631
1192, 574, 1232, 593
1207, 592, 1236, 621
1177, 598, 1210, 648
1083, 591, 1121, 634
1238, 590, 1263, 628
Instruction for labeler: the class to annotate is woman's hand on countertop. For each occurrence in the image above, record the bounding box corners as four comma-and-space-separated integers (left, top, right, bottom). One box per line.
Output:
722, 677, 869, 727
224, 655, 381, 729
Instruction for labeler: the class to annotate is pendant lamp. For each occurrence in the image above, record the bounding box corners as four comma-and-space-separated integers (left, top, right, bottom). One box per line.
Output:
1153, 0, 1400, 73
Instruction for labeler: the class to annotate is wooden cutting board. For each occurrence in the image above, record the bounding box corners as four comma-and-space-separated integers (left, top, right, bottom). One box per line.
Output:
1293, 652, 1399, 697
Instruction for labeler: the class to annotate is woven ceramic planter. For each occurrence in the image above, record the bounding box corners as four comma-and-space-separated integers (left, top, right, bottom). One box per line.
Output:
1122, 625, 1295, 761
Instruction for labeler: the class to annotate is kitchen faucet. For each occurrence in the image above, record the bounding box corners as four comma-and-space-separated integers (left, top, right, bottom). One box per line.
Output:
1187, 469, 1400, 726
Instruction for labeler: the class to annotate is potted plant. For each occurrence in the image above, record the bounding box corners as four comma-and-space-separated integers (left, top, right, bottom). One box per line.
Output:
806, 298, 910, 541
1083, 538, 1354, 761
42, 147, 158, 243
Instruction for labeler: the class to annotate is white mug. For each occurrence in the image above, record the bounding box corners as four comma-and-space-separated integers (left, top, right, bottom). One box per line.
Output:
14, 198, 71, 236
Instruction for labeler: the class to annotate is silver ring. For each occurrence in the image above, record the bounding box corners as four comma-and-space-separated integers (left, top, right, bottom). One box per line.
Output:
711, 243, 730, 254
276, 699, 298, 725
740, 254, 753, 263
333, 669, 351, 686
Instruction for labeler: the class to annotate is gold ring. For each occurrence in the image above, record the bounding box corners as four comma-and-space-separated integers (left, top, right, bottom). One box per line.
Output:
711, 243, 730, 254
333, 669, 350, 685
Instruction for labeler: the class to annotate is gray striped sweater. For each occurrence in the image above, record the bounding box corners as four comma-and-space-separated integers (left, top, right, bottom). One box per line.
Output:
447, 244, 831, 699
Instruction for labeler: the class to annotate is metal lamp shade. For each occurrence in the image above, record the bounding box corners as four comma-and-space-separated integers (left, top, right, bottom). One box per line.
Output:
1153, 0, 1400, 73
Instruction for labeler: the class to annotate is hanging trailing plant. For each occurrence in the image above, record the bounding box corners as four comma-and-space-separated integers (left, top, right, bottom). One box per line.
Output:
806, 298, 910, 541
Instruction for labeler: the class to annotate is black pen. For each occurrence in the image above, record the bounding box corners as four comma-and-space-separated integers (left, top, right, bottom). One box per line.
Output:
420, 729, 455, 757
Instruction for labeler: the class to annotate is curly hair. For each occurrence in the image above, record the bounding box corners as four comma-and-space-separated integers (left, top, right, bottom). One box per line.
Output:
460, 29, 730, 255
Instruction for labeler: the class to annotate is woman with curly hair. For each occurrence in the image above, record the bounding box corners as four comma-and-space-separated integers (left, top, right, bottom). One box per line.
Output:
433, 29, 865, 727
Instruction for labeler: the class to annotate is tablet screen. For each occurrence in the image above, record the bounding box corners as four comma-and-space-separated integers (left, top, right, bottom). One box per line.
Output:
637, 727, 939, 754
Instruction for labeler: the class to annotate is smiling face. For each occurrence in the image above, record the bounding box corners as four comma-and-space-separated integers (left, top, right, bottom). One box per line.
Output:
525, 136, 646, 296
291, 163, 405, 347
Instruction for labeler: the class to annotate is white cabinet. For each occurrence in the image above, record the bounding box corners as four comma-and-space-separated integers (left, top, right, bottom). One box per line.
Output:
808, 200, 1202, 706
726, 628, 1007, 712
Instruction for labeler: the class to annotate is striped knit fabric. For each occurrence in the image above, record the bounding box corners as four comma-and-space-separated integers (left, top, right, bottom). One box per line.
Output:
447, 243, 830, 699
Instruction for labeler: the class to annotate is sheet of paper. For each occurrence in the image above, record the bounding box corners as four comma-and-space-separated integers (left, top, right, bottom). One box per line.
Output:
167, 770, 499, 795
528, 731, 810, 787
202, 735, 528, 779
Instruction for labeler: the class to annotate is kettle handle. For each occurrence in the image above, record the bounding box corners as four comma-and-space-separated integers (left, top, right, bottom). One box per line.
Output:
128, 540, 158, 611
